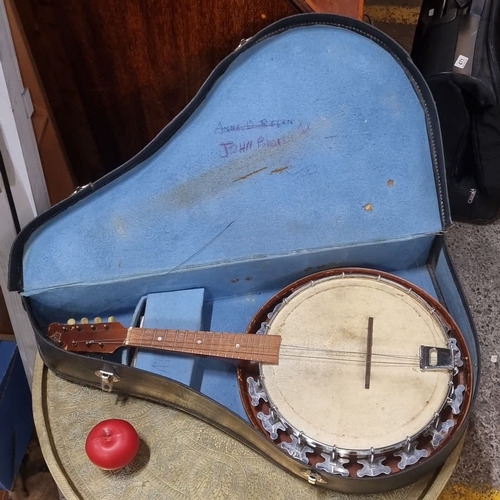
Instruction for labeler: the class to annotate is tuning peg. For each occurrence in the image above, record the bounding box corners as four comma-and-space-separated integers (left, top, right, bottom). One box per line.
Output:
81, 317, 89, 324
108, 316, 116, 323
94, 317, 102, 324
67, 318, 76, 325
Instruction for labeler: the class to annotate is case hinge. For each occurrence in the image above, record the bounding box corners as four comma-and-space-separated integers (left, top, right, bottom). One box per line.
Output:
72, 183, 92, 195
300, 470, 327, 486
95, 370, 120, 392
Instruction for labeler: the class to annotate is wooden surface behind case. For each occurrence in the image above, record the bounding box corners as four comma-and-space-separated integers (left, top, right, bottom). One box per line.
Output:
290, 0, 363, 19
0, 288, 14, 339
13, 0, 363, 185
13, 0, 299, 184
5, 0, 75, 205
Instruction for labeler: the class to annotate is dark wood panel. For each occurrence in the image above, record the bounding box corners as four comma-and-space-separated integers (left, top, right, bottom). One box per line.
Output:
14, 0, 104, 183
6, 0, 76, 204
290, 0, 363, 18
14, 0, 301, 184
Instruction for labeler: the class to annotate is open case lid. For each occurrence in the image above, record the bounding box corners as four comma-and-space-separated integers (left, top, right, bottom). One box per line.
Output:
9, 13, 449, 301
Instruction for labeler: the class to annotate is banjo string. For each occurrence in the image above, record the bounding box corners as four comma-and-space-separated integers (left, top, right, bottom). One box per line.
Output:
278, 351, 420, 366
70, 337, 419, 360
280, 344, 418, 360
278, 344, 421, 366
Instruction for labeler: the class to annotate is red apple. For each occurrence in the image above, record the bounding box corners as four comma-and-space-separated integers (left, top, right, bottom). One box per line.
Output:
85, 419, 139, 470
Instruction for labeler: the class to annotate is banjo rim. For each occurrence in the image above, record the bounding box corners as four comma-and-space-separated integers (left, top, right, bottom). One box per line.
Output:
237, 267, 473, 478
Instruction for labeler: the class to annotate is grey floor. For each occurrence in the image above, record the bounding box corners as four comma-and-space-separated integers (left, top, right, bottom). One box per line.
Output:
365, 0, 500, 494
446, 222, 500, 491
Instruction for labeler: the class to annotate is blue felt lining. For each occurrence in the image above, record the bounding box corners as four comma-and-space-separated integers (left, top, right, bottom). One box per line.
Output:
22, 24, 442, 299
25, 235, 435, 326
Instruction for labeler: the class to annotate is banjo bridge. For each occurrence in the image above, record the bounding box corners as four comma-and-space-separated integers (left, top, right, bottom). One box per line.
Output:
419, 346, 454, 371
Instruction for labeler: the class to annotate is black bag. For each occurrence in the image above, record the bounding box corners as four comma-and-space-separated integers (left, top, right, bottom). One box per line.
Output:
412, 0, 500, 223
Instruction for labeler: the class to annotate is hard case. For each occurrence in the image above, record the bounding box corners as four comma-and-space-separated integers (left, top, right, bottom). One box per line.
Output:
9, 13, 480, 494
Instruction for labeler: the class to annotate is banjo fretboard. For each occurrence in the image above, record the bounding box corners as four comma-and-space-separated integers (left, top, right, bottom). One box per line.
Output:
126, 328, 281, 364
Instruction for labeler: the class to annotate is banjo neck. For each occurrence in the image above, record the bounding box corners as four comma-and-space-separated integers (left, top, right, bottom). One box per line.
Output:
126, 327, 281, 364
48, 321, 281, 364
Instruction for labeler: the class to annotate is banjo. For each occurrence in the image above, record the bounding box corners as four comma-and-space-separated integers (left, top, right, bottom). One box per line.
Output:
48, 268, 472, 484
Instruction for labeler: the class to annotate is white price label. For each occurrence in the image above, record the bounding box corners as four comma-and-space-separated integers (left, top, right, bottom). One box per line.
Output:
454, 55, 469, 69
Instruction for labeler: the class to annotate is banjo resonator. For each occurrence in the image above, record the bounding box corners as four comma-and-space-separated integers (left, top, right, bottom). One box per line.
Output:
238, 268, 472, 484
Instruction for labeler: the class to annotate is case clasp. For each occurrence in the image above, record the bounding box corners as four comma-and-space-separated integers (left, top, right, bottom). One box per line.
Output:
95, 370, 120, 392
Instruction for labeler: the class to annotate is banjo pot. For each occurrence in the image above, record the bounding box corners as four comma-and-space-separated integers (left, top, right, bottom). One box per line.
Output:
238, 268, 473, 486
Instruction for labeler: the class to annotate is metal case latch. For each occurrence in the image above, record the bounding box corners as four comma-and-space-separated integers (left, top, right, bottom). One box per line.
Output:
95, 370, 120, 392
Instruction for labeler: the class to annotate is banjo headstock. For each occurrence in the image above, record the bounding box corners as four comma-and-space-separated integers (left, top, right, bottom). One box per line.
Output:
48, 317, 127, 354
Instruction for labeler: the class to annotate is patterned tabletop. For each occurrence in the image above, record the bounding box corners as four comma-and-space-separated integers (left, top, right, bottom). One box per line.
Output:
32, 356, 464, 500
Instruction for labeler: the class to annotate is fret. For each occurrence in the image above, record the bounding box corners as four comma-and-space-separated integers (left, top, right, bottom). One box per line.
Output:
167, 328, 176, 351
220, 332, 226, 357
242, 333, 247, 361
195, 331, 203, 353
212, 332, 217, 356
233, 333, 239, 358
239, 334, 245, 359
217, 335, 222, 355
181, 330, 187, 353
239, 335, 244, 357
125, 327, 132, 346
222, 332, 226, 356
151, 328, 156, 348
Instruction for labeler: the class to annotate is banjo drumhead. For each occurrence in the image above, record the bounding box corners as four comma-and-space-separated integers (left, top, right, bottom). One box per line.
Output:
260, 274, 451, 451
